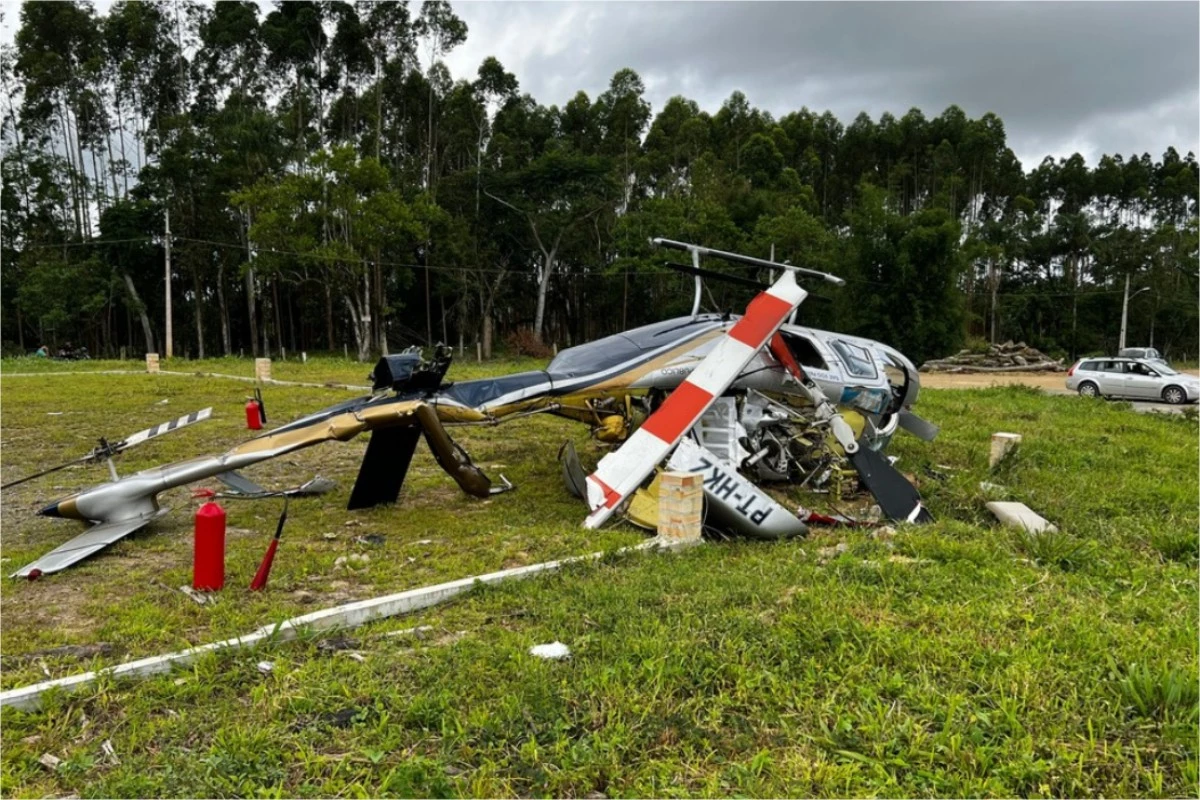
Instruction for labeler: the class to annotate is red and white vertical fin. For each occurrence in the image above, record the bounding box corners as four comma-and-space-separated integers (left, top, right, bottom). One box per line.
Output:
583, 272, 807, 529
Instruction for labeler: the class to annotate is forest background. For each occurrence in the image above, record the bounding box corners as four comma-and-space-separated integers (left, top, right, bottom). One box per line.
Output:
2, 0, 1197, 366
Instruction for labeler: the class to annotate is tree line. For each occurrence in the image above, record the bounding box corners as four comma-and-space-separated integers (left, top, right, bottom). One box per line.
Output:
2, 0, 1197, 366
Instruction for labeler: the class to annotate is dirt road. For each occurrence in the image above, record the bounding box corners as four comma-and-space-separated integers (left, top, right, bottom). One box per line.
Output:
919, 371, 1070, 391
920, 368, 1200, 391
921, 368, 1200, 416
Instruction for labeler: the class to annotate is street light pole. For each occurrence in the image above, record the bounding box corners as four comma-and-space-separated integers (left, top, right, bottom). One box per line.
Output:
164, 208, 173, 359
1118, 274, 1150, 352
1119, 274, 1129, 353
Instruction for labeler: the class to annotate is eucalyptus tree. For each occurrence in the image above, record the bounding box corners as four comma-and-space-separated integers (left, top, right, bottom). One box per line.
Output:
843, 182, 966, 363
234, 146, 439, 360
485, 148, 617, 343
361, 0, 416, 161
15, 0, 106, 238
261, 0, 328, 169
414, 0, 467, 194
641, 96, 710, 199
324, 1, 372, 148
595, 69, 651, 208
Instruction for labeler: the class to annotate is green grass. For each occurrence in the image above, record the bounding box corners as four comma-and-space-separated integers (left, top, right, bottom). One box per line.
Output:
1, 364, 1196, 797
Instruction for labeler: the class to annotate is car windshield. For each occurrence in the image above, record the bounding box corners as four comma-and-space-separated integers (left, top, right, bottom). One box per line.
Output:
1155, 363, 1180, 375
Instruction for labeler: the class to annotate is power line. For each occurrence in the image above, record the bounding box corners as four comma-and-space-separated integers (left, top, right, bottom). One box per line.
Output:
5, 235, 1171, 298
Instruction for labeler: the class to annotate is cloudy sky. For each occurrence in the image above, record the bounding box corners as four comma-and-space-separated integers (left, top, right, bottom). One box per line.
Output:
2, 1, 1194, 171
440, 1, 1198, 170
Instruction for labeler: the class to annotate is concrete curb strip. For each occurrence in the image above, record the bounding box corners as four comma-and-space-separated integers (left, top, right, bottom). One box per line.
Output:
0, 369, 370, 391
0, 538, 687, 712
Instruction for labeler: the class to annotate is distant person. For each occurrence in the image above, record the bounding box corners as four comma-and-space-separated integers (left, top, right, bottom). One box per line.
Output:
34, 345, 48, 358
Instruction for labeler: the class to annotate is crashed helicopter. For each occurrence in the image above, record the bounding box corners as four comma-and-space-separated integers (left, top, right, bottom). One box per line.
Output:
8, 238, 938, 578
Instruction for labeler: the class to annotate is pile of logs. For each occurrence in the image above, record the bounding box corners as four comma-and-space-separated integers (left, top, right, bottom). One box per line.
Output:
920, 341, 1065, 373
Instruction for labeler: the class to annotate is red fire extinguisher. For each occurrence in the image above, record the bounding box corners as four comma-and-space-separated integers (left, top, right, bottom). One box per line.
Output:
245, 387, 267, 430
193, 501, 226, 591
245, 398, 263, 430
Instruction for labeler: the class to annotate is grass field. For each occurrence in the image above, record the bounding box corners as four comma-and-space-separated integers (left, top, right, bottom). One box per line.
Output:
1, 356, 1196, 797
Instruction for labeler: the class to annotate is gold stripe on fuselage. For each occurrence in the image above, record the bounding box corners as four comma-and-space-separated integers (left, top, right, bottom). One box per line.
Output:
458, 328, 727, 423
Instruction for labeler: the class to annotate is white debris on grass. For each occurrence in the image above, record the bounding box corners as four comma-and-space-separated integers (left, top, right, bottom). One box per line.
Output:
529, 642, 571, 660
381, 625, 434, 639
986, 501, 1058, 533
335, 553, 370, 571
256, 661, 274, 674
179, 586, 215, 606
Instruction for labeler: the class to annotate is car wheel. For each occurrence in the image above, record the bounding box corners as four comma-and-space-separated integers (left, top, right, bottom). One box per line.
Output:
1078, 381, 1100, 398
1162, 385, 1187, 405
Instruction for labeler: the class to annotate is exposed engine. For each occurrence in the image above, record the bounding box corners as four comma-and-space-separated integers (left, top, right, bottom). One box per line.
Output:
693, 390, 859, 492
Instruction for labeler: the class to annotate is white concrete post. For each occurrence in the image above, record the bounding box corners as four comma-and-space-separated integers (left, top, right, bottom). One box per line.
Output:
145, 353, 160, 373
657, 471, 703, 544
989, 432, 1022, 469
255, 358, 272, 382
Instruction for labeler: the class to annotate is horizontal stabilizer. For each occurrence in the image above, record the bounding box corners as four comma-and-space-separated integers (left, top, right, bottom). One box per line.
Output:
11, 509, 168, 578
898, 409, 940, 441
217, 472, 336, 499
557, 441, 590, 503
216, 470, 267, 495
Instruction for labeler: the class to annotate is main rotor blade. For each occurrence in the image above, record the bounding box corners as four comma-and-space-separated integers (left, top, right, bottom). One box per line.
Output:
583, 270, 807, 529
662, 261, 768, 290
652, 238, 846, 286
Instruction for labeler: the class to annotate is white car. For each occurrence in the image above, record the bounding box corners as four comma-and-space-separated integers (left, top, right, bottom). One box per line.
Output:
1066, 357, 1200, 404
1118, 347, 1169, 367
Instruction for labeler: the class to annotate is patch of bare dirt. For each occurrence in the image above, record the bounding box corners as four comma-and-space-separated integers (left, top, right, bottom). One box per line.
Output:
920, 369, 1200, 391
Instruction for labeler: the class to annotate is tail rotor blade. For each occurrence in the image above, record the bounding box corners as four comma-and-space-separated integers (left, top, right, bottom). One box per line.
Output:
2, 408, 213, 491
118, 407, 213, 452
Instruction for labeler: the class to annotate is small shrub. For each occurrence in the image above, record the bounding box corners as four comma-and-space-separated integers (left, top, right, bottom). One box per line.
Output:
503, 327, 553, 359
1012, 527, 1094, 570
1113, 662, 1200, 722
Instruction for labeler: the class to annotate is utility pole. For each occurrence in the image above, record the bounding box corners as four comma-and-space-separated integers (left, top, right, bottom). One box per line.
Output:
165, 207, 173, 359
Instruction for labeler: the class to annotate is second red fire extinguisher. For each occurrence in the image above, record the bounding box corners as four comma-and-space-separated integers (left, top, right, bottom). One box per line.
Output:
193, 501, 226, 591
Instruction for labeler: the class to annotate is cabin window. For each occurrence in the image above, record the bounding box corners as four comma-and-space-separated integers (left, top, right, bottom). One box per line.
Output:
832, 340, 878, 379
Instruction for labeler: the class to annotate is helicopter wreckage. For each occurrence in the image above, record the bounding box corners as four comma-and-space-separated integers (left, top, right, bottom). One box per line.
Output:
7, 239, 939, 578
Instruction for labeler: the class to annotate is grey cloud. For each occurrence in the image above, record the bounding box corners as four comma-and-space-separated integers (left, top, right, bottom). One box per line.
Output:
444, 1, 1199, 169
